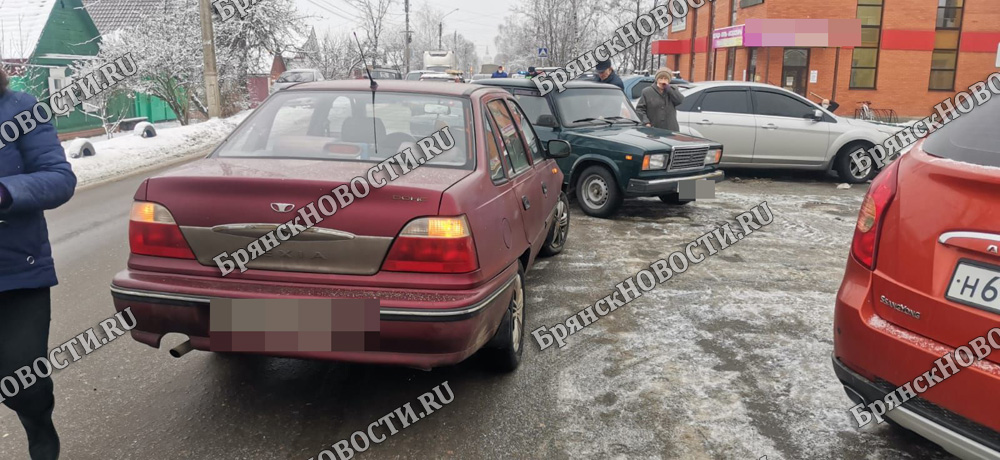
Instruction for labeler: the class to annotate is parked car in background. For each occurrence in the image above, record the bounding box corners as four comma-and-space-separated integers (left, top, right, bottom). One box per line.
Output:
480, 79, 724, 218
622, 75, 693, 104
351, 68, 401, 80
370, 68, 402, 79
445, 69, 466, 82
405, 70, 435, 81
420, 72, 461, 83
470, 73, 492, 82
110, 80, 574, 372
674, 81, 898, 183
834, 98, 1000, 458
270, 69, 324, 93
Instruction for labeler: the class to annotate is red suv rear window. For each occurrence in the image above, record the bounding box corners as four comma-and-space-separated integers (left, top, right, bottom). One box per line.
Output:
922, 99, 1000, 168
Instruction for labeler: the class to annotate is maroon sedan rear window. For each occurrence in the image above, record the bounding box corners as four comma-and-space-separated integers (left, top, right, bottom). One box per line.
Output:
216, 91, 474, 170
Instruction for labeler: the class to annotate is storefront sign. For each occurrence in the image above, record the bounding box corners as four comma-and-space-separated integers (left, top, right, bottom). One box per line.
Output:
744, 19, 861, 48
713, 25, 745, 49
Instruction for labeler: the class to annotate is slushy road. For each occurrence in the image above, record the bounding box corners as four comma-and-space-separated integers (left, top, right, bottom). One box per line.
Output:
1, 162, 953, 459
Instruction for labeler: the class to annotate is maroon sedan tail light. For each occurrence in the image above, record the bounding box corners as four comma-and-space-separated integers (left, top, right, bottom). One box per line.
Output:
851, 160, 899, 269
382, 216, 479, 273
129, 202, 196, 259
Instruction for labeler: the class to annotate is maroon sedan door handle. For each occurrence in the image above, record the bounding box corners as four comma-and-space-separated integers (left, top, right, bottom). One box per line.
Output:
522, 196, 531, 210
541, 183, 548, 196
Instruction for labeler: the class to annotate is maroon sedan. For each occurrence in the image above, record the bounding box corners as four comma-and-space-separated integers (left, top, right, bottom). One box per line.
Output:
110, 80, 572, 371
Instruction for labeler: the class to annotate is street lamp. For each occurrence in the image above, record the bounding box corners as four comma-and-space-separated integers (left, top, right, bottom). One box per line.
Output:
438, 8, 459, 49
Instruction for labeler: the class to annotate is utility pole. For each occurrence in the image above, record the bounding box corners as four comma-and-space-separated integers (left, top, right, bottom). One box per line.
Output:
404, 0, 410, 73
438, 23, 443, 49
198, 0, 222, 118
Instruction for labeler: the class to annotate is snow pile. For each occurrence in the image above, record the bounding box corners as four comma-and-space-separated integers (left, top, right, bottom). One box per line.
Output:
66, 112, 251, 187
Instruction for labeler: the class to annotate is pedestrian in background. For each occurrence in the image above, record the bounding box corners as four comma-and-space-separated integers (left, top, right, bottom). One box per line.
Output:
0, 67, 77, 459
635, 67, 685, 131
594, 60, 624, 90
492, 66, 508, 78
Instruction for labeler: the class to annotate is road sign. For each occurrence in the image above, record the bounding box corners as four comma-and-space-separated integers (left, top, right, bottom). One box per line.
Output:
538, 47, 548, 58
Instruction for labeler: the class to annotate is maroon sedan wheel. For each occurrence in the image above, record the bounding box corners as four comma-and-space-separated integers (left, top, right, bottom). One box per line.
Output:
485, 264, 526, 372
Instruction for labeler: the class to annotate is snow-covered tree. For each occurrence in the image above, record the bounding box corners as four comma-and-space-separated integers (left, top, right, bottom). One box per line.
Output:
68, 50, 138, 139
92, 0, 304, 124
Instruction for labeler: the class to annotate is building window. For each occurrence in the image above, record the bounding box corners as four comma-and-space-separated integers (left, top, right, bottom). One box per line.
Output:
850, 0, 883, 89
47, 68, 74, 114
930, 0, 964, 90
740, 0, 763, 7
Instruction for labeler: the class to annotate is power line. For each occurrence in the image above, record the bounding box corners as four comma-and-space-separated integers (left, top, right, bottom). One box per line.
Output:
304, 0, 358, 23
311, 0, 364, 21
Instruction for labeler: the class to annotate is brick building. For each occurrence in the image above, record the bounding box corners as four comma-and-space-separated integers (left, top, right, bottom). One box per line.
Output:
652, 0, 1000, 118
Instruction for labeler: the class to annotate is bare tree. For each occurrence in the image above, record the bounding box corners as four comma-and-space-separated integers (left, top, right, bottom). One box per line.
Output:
316, 32, 364, 79
349, 0, 395, 66
496, 0, 655, 74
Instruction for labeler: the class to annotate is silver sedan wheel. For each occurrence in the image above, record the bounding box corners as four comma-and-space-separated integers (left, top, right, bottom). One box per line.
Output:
581, 174, 609, 209
511, 274, 524, 352
850, 153, 874, 180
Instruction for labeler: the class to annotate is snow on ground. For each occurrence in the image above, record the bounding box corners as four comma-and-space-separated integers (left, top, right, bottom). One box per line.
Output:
66, 111, 252, 187
526, 178, 952, 459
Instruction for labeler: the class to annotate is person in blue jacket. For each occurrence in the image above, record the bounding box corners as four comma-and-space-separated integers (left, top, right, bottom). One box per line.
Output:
491, 66, 508, 78
594, 60, 624, 90
0, 67, 76, 459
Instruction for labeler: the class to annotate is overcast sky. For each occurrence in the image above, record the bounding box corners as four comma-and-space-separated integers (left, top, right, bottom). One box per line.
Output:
293, 0, 517, 59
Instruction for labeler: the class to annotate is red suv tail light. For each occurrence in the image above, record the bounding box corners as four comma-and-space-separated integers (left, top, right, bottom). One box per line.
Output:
851, 160, 900, 269
382, 216, 479, 273
129, 202, 196, 259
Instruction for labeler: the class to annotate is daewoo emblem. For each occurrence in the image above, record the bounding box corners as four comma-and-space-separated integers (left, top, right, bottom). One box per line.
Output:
988, 244, 998, 255
270, 203, 295, 213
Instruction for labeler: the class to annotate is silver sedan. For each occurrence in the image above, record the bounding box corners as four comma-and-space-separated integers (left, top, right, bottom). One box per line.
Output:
668, 82, 900, 183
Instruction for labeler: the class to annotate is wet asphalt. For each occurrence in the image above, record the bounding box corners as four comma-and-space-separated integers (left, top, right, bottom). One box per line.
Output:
0, 163, 955, 459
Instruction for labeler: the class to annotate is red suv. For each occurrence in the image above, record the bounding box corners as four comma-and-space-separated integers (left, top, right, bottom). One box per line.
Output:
109, 81, 573, 372
834, 99, 1000, 457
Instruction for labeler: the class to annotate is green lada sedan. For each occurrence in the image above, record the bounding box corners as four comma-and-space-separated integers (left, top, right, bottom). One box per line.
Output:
479, 79, 724, 218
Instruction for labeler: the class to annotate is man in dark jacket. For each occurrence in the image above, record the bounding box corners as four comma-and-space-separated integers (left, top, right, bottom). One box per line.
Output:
635, 68, 685, 131
491, 66, 508, 78
0, 68, 76, 460
594, 60, 624, 90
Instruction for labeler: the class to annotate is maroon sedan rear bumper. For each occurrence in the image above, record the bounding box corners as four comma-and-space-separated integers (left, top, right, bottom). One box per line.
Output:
109, 263, 517, 369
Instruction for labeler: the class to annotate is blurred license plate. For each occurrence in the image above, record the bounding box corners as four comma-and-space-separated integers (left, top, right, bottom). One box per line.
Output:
677, 179, 715, 200
209, 298, 380, 352
946, 262, 1000, 314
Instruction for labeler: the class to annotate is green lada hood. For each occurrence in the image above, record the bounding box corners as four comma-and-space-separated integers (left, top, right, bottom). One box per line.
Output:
561, 125, 713, 153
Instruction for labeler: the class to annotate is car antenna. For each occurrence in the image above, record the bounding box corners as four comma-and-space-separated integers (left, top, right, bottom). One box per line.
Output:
353, 31, 378, 155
